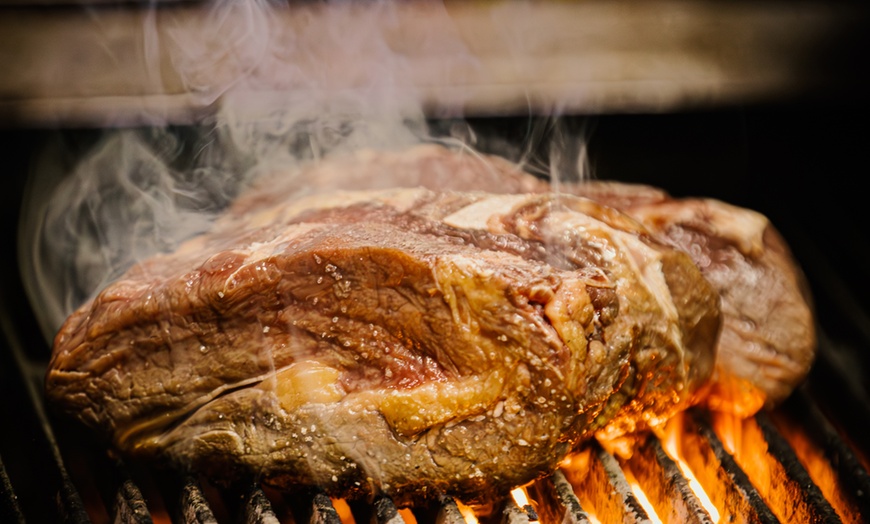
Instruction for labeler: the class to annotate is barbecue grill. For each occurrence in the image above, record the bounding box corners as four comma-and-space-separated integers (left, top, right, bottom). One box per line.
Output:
2, 2, 870, 523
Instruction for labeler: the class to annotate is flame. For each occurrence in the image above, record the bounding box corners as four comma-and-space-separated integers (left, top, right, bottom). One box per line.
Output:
771, 411, 861, 522
399, 508, 417, 524
332, 498, 356, 524
660, 414, 721, 523
455, 500, 479, 524
511, 486, 539, 521
625, 474, 663, 524
510, 487, 531, 509
586, 514, 603, 524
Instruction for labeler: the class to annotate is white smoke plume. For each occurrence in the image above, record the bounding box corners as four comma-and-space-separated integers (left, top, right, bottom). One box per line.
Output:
18, 0, 592, 343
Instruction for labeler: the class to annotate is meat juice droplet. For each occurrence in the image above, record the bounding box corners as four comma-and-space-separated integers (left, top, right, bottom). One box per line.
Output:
199, 345, 208, 353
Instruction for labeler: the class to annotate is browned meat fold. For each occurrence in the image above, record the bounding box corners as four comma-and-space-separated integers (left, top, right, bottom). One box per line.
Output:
46, 144, 814, 505
237, 144, 817, 412
47, 182, 720, 505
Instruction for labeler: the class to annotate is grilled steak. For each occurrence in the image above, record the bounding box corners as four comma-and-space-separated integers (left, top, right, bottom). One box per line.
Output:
46, 144, 813, 504
566, 181, 816, 414
47, 182, 720, 504
241, 145, 817, 412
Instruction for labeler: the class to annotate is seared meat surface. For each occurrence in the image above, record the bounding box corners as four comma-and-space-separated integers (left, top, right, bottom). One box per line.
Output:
567, 182, 816, 413
241, 145, 817, 412
46, 144, 813, 504
48, 181, 720, 504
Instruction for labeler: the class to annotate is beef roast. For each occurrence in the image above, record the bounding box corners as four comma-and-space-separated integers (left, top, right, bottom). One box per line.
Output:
566, 181, 816, 414
241, 145, 817, 412
47, 183, 721, 505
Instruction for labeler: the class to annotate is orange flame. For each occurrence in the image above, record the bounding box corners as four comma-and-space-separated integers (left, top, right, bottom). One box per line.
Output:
399, 508, 418, 524
660, 414, 721, 522
624, 472, 663, 524
331, 498, 356, 524
455, 500, 479, 524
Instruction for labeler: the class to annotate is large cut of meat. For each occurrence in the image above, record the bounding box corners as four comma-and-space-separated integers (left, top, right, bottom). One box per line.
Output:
46, 144, 814, 505
47, 178, 720, 505
236, 144, 817, 414
566, 182, 816, 415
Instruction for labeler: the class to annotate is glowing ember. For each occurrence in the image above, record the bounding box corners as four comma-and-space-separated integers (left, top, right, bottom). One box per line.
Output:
455, 500, 479, 524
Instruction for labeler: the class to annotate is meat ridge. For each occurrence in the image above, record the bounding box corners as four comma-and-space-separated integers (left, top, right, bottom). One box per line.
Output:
49, 204, 619, 451
47, 179, 722, 504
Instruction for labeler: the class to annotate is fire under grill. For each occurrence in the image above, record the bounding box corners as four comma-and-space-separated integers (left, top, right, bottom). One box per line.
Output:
2, 321, 869, 524
2, 108, 870, 523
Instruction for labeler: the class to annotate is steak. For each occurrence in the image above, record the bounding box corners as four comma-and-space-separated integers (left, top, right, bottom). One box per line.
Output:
47, 181, 721, 505
566, 181, 816, 414
239, 145, 817, 413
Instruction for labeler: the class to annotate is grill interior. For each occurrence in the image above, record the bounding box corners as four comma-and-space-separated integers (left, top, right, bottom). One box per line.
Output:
2, 105, 870, 523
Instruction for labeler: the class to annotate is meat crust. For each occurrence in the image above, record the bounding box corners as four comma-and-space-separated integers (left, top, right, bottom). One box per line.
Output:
241, 145, 817, 412
47, 181, 720, 505
46, 144, 814, 504
566, 182, 816, 413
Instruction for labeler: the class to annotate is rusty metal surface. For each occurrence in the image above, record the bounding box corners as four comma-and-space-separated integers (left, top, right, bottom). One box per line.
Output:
111, 468, 153, 524
501, 498, 532, 524
372, 495, 405, 524
435, 495, 468, 524
240, 485, 280, 524
772, 389, 870, 523
526, 470, 591, 524
755, 411, 843, 524
0, 456, 24, 524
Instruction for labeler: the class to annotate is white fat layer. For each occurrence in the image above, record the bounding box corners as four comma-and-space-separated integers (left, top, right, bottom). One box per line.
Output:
634, 198, 769, 257
442, 194, 532, 230
551, 211, 684, 358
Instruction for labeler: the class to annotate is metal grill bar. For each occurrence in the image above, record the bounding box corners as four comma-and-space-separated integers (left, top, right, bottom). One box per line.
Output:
3, 311, 870, 524
180, 477, 219, 524
0, 300, 91, 524
624, 434, 714, 524
240, 484, 281, 524
525, 470, 592, 524
680, 411, 779, 524
563, 444, 653, 523
0, 455, 25, 524
110, 462, 153, 524
758, 411, 843, 523
434, 495, 467, 524
501, 499, 532, 524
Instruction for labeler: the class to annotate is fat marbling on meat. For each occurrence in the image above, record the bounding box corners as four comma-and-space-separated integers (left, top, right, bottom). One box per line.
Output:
46, 157, 721, 505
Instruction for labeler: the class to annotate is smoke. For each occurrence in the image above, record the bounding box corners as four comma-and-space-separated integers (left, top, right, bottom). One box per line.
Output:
18, 0, 593, 343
